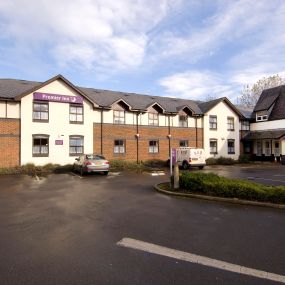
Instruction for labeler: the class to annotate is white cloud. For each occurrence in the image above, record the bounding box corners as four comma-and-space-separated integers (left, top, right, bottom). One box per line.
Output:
158, 70, 235, 100
0, 0, 182, 73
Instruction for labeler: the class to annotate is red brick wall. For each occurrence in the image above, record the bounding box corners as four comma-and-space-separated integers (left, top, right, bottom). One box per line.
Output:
0, 119, 20, 167
93, 123, 203, 162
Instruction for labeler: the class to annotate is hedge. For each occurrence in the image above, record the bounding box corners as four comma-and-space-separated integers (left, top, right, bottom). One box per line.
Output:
178, 172, 285, 204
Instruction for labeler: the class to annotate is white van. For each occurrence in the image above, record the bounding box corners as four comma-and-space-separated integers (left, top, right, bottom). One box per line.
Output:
175, 147, 206, 170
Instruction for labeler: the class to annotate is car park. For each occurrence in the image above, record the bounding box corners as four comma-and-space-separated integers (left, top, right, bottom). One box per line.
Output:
73, 154, 110, 175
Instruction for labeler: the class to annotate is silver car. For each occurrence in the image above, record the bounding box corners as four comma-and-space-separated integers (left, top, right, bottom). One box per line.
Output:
73, 154, 110, 176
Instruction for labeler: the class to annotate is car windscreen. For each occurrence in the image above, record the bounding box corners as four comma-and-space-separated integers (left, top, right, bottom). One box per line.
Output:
86, 155, 106, 160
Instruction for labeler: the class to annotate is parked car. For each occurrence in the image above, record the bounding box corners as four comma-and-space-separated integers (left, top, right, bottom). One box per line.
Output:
73, 154, 110, 175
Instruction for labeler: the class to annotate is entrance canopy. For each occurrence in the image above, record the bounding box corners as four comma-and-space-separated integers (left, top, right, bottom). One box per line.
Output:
242, 129, 285, 140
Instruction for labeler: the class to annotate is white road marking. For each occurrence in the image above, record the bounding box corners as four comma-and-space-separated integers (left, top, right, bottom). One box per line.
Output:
117, 238, 285, 284
247, 177, 285, 183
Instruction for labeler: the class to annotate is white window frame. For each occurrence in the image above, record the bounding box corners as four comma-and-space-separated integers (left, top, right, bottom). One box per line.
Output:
149, 140, 159, 153
114, 140, 125, 154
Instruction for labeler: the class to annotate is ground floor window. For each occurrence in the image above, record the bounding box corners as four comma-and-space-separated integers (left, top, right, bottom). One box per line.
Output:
209, 139, 217, 154
264, 141, 271, 156
33, 135, 49, 157
69, 136, 84, 156
179, 140, 188, 147
149, 140, 159, 153
114, 140, 125, 154
227, 139, 235, 154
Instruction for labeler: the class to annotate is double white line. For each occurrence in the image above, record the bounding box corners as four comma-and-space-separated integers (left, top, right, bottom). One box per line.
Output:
117, 238, 285, 284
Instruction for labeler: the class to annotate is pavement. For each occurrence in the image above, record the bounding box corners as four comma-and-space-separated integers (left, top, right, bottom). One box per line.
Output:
0, 166, 284, 285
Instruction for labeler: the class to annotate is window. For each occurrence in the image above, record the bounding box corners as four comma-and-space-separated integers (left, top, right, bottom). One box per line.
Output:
241, 121, 250, 131
149, 140, 159, 153
244, 141, 251, 154
227, 139, 235, 154
227, 117, 234, 131
33, 102, 48, 122
179, 115, 188, 127
210, 139, 217, 154
209, 115, 217, 130
114, 140, 125, 154
149, 113, 159, 126
275, 142, 280, 156
70, 104, 83, 123
256, 111, 268, 121
179, 140, 188, 147
32, 135, 49, 157
265, 141, 270, 156
69, 136, 84, 156
114, 110, 125, 124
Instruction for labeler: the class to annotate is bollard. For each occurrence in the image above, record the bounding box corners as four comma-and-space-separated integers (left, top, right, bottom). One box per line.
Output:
173, 162, 179, 190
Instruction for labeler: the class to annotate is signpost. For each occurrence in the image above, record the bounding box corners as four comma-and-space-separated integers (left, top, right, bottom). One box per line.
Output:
170, 148, 176, 176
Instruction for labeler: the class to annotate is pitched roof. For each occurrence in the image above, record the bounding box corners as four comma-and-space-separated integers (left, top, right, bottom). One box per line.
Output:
198, 97, 244, 118
252, 85, 285, 120
0, 76, 204, 115
0, 79, 41, 99
242, 129, 285, 140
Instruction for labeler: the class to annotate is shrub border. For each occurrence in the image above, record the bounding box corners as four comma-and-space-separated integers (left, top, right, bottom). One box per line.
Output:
154, 182, 285, 210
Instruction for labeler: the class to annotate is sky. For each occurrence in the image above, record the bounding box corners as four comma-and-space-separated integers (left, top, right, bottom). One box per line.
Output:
0, 0, 285, 103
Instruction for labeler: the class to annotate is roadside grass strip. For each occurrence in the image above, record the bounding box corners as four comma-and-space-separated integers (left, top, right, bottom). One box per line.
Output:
117, 238, 285, 284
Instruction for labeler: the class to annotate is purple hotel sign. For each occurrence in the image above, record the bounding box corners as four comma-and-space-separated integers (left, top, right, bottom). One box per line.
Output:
33, 92, 83, 104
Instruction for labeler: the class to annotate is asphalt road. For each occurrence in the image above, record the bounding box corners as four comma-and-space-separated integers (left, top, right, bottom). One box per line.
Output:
0, 168, 284, 285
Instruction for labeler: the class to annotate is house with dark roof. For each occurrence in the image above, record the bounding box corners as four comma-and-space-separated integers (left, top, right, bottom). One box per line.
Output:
242, 85, 285, 161
2, 74, 276, 167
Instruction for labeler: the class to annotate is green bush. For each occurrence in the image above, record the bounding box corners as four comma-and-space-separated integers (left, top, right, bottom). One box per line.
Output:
206, 156, 237, 165
179, 172, 285, 204
238, 154, 251, 163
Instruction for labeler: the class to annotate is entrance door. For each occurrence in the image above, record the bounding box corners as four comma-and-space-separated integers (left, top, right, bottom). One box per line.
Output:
256, 141, 262, 156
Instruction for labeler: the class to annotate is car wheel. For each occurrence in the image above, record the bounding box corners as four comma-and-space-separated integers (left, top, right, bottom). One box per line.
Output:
103, 171, 109, 175
182, 161, 189, 170
198, 166, 204, 170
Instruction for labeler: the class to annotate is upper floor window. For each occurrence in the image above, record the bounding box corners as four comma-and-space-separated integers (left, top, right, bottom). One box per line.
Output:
70, 104, 83, 124
227, 139, 235, 154
149, 113, 159, 126
114, 110, 125, 124
69, 136, 84, 156
241, 121, 250, 131
210, 139, 217, 154
256, 111, 268, 122
149, 140, 159, 153
114, 140, 125, 154
209, 115, 217, 130
227, 117, 234, 131
179, 140, 188, 147
179, 115, 188, 127
33, 101, 48, 122
32, 135, 49, 157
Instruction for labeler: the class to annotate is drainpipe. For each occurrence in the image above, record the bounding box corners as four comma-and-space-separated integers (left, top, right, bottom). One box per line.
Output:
136, 112, 139, 164
168, 115, 171, 157
195, 116, 198, 148
100, 108, 103, 155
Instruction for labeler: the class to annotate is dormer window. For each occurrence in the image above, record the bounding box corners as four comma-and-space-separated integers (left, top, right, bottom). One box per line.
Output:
256, 111, 268, 122
179, 115, 188, 127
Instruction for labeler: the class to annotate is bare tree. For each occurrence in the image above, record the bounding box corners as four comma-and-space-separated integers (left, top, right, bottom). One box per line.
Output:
237, 74, 285, 108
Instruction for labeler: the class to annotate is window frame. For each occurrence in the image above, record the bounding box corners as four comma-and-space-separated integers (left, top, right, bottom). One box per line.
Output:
241, 120, 250, 131
179, 140, 189, 147
227, 117, 235, 131
209, 115, 217, 130
113, 110, 125, 125
32, 134, 49, 157
149, 140, 159, 153
227, 139, 235, 154
69, 104, 84, 124
209, 139, 218, 154
148, 113, 159, 126
33, 101, 49, 122
114, 139, 126, 154
179, 115, 188, 127
69, 135, 84, 156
